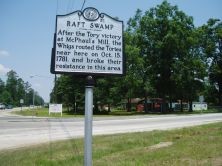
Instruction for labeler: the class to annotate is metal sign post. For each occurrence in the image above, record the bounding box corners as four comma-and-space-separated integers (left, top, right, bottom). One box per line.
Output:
20, 99, 24, 111
84, 76, 95, 166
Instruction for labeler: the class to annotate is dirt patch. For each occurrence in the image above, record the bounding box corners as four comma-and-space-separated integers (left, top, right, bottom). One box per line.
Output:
212, 157, 222, 166
180, 157, 222, 165
96, 142, 174, 163
147, 142, 173, 151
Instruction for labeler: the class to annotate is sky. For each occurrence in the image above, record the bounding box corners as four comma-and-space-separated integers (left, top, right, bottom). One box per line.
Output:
0, 0, 222, 103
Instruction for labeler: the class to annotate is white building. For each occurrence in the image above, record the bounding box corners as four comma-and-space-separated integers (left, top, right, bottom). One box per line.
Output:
192, 102, 208, 111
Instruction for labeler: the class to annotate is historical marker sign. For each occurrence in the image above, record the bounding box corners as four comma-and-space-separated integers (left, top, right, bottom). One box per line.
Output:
49, 104, 62, 116
51, 7, 124, 76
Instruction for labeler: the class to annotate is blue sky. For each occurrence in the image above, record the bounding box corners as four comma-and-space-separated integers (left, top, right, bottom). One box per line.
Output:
0, 0, 221, 102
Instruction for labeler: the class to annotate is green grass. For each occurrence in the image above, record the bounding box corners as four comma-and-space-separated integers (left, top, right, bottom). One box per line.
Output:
13, 108, 83, 118
0, 122, 222, 166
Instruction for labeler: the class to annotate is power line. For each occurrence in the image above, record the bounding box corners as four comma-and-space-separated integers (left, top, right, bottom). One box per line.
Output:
30, 75, 52, 79
81, 0, 86, 11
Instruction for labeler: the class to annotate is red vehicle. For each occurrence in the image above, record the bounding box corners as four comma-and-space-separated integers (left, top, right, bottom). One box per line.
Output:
136, 98, 164, 112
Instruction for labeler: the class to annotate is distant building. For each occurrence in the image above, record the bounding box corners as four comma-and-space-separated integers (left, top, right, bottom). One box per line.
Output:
192, 102, 208, 111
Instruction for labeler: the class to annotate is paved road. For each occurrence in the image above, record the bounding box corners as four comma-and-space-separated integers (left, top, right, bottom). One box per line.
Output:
0, 110, 222, 150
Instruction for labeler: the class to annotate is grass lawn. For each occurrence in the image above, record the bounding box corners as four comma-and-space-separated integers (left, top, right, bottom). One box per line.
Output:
0, 122, 221, 166
13, 108, 83, 118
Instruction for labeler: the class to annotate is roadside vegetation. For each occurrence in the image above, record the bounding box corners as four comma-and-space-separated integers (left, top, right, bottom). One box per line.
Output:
50, 1, 222, 114
0, 122, 221, 166
1, 1, 222, 114
0, 71, 44, 107
13, 107, 222, 118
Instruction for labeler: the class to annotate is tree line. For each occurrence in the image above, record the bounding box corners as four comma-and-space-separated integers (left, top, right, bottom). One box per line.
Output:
0, 70, 44, 107
50, 1, 222, 113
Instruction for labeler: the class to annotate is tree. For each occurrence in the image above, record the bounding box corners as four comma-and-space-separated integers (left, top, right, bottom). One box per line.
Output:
53, 75, 84, 113
17, 78, 25, 104
125, 9, 153, 112
0, 78, 5, 95
0, 90, 12, 105
94, 77, 123, 112
26, 88, 34, 105
50, 2, 219, 113
199, 19, 222, 105
172, 27, 207, 111
138, 1, 202, 112
6, 70, 18, 105
120, 10, 147, 111
24, 82, 32, 105
0, 78, 6, 104
33, 91, 44, 105
1, 70, 44, 106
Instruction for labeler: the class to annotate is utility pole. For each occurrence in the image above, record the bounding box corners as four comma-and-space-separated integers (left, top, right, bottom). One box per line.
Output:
30, 76, 35, 107
32, 90, 35, 106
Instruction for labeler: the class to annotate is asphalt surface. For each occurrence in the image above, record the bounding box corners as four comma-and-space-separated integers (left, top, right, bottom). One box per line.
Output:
0, 110, 222, 150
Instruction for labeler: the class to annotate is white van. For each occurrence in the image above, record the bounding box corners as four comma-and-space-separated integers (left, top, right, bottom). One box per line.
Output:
0, 103, 6, 110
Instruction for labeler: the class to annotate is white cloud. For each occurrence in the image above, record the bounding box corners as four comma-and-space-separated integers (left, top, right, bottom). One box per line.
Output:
0, 50, 10, 57
0, 64, 10, 75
